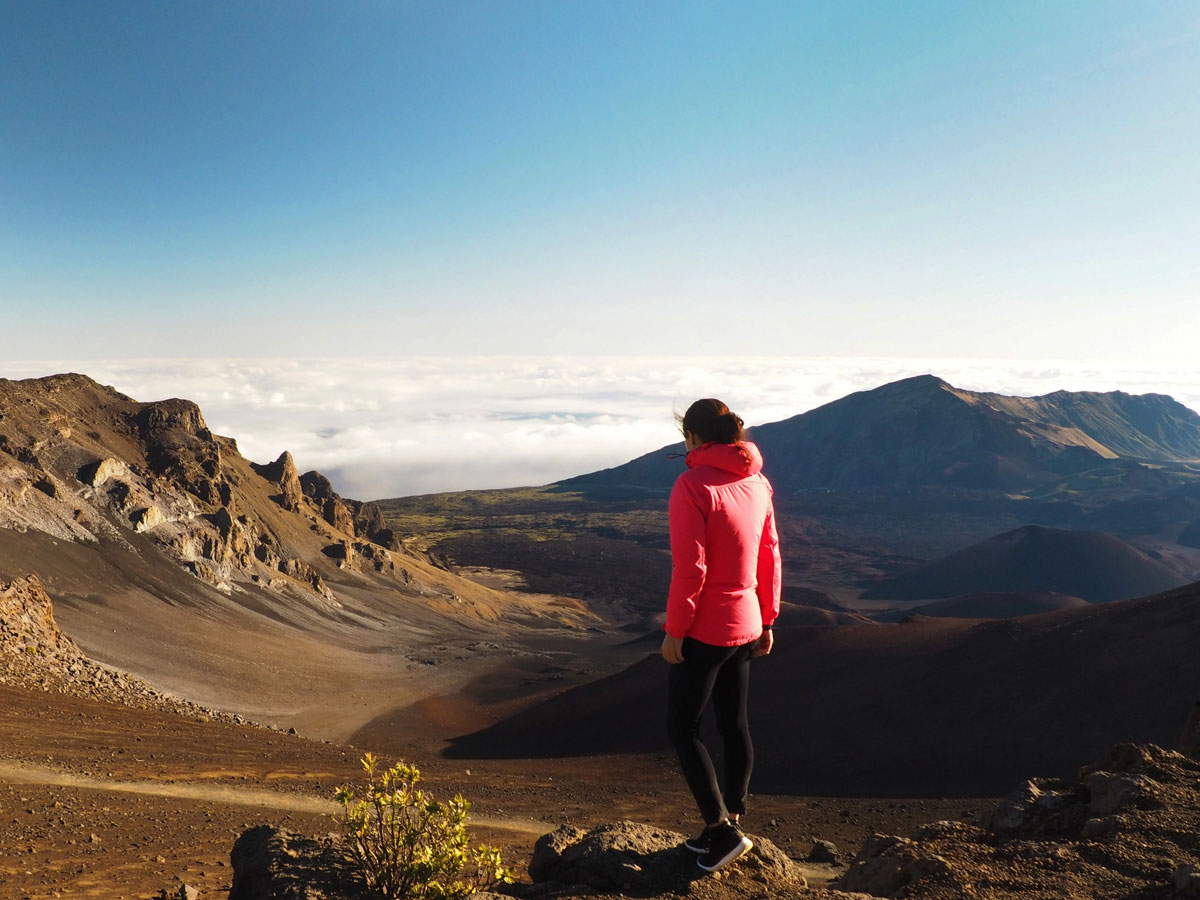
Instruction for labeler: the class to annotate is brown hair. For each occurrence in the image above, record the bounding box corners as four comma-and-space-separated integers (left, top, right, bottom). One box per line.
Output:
678, 398, 745, 445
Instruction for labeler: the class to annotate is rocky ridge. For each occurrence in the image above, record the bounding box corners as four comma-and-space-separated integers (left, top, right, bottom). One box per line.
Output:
0, 373, 486, 609
565, 374, 1200, 494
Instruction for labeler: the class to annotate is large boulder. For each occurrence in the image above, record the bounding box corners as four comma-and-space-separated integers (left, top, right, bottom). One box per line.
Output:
229, 826, 364, 900
528, 821, 806, 894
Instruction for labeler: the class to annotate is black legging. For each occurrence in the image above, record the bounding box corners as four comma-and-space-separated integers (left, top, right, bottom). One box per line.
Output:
666, 636, 756, 825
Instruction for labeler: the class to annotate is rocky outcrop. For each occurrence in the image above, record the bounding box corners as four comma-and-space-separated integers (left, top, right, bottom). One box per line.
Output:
0, 374, 481, 626
0, 574, 80, 658
840, 828, 958, 897
299, 470, 336, 504
301, 471, 391, 545
256, 452, 304, 512
133, 505, 165, 532
134, 399, 224, 502
840, 741, 1200, 899
322, 497, 355, 535
278, 558, 334, 601
528, 821, 806, 894
350, 501, 385, 539
78, 457, 126, 487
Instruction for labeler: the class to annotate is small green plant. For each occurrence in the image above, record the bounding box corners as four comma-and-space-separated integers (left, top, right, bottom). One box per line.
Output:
334, 752, 512, 900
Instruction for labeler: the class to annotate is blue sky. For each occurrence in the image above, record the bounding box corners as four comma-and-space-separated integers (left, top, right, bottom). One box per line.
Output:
4, 1, 1197, 361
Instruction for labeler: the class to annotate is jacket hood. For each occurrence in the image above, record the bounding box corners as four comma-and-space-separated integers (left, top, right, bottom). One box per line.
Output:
685, 440, 764, 477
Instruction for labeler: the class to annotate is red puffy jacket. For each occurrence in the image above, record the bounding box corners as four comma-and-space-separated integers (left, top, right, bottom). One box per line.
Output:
665, 440, 781, 646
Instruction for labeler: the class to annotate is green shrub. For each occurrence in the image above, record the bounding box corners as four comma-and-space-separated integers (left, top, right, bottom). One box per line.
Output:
334, 752, 512, 899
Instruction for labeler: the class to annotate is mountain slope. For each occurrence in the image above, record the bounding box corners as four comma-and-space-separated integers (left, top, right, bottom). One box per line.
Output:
863, 525, 1187, 603
983, 388, 1200, 461
871, 590, 1090, 621
564, 375, 1200, 495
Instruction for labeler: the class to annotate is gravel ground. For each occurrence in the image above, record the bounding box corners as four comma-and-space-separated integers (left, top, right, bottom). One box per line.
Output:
0, 682, 995, 899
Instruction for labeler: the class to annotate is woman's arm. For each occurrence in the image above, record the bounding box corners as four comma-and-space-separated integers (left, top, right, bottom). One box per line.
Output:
665, 479, 708, 642
755, 501, 781, 628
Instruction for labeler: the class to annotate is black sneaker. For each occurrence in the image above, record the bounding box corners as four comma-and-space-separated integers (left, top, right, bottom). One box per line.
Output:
697, 821, 753, 872
684, 824, 718, 854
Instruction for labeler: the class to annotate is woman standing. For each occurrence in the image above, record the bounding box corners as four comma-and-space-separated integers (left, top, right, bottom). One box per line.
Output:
662, 398, 780, 873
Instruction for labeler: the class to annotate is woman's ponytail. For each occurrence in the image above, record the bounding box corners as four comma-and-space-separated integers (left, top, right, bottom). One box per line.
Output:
680, 399, 746, 445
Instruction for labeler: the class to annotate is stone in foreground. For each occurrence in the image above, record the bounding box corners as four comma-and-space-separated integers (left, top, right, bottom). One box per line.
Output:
528, 820, 807, 894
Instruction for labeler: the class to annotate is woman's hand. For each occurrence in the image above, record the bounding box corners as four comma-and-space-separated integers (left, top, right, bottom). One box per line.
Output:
751, 629, 774, 658
661, 634, 685, 664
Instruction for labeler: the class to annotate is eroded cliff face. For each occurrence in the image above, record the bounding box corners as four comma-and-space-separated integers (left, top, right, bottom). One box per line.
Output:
0, 374, 435, 604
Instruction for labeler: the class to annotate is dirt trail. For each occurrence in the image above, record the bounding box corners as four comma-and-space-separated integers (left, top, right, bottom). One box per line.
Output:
0, 760, 552, 835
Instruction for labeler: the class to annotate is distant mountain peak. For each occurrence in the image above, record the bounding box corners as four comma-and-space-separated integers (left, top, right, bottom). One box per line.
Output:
888, 373, 952, 388
566, 375, 1200, 494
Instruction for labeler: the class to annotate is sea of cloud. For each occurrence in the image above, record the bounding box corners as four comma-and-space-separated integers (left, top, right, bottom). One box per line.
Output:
8, 357, 1200, 500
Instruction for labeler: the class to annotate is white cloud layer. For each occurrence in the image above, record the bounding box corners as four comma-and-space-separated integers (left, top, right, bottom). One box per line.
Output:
7, 357, 1200, 500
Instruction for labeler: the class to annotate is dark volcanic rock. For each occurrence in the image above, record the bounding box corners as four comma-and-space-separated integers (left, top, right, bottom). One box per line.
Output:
369, 527, 403, 550
135, 399, 224, 499
299, 470, 337, 503
322, 497, 355, 535
528, 821, 805, 894
809, 839, 840, 863
229, 826, 364, 900
301, 471, 386, 541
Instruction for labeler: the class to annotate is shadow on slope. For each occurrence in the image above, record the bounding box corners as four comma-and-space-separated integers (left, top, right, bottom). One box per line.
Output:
445, 581, 1200, 797
870, 591, 1089, 622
